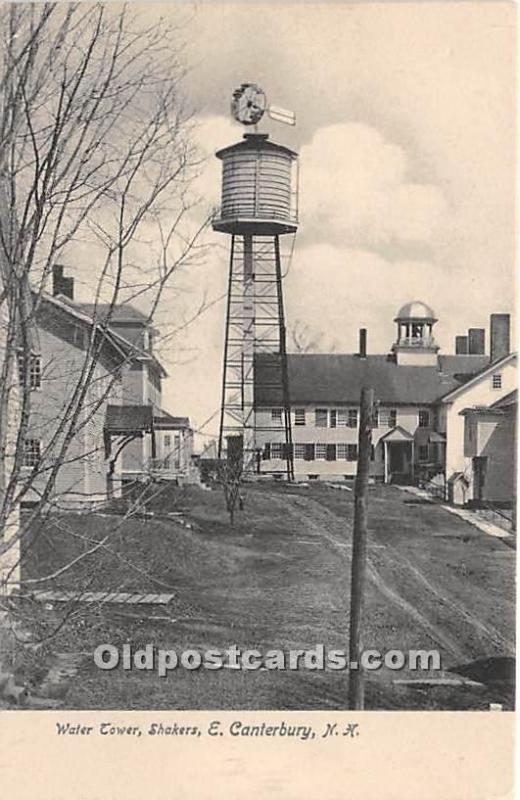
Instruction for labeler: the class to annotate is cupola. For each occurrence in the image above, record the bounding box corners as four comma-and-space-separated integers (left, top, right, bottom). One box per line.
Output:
392, 301, 439, 366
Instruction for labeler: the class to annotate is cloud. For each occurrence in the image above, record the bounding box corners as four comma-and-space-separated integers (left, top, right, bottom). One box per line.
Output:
190, 114, 240, 210
284, 242, 514, 359
299, 123, 448, 248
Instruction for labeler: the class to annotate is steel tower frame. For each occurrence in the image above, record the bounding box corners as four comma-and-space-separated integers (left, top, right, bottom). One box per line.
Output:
218, 233, 294, 481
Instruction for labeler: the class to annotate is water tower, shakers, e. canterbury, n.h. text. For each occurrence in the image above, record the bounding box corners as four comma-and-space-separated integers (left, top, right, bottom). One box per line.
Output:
212, 83, 299, 479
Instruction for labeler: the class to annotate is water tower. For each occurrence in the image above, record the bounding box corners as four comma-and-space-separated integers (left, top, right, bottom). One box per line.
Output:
212, 83, 298, 479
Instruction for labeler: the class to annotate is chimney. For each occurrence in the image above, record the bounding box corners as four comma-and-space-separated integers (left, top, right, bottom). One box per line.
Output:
359, 328, 367, 359
52, 264, 74, 300
490, 313, 510, 363
468, 328, 485, 355
455, 335, 468, 354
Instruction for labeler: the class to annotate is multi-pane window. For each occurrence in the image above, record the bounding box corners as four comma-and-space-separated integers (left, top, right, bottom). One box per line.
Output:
338, 443, 358, 461
418, 409, 430, 428
418, 444, 429, 462
18, 353, 42, 390
336, 409, 347, 427
23, 439, 41, 467
316, 443, 327, 460
329, 409, 337, 428
271, 442, 283, 459
271, 408, 283, 423
294, 443, 306, 460
348, 409, 358, 428
492, 373, 502, 389
294, 408, 306, 426
380, 408, 397, 428
315, 409, 328, 428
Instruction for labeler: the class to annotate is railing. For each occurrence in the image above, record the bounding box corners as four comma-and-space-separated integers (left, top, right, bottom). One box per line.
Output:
148, 457, 181, 473
396, 336, 437, 348
476, 502, 516, 532
212, 206, 298, 224
420, 472, 446, 501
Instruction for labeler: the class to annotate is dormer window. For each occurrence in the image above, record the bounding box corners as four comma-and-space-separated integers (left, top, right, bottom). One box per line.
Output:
492, 373, 502, 390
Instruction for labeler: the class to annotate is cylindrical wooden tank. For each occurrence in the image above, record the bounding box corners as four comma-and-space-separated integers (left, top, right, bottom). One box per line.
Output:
212, 133, 298, 235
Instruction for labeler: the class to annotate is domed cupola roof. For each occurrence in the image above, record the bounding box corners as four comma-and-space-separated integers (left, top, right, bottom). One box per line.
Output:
394, 301, 437, 322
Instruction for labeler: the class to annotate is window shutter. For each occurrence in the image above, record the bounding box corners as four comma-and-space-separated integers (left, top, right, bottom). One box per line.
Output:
304, 444, 315, 461
263, 443, 271, 460
326, 444, 336, 461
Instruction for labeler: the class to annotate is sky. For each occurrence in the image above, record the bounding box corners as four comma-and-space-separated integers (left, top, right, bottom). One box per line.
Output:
67, 2, 518, 447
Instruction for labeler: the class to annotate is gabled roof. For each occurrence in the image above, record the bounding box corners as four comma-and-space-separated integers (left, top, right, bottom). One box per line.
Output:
490, 390, 517, 410
379, 425, 414, 442
440, 352, 516, 402
105, 326, 168, 378
77, 303, 150, 324
154, 409, 191, 430
460, 389, 518, 417
36, 292, 128, 361
74, 301, 167, 378
254, 352, 489, 407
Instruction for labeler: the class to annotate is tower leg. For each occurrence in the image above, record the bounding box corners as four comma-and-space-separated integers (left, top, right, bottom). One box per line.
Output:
274, 236, 294, 482
218, 235, 235, 459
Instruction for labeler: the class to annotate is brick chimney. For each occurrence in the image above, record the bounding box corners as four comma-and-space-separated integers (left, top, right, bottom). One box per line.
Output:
455, 335, 468, 354
52, 264, 74, 300
490, 313, 510, 363
359, 328, 367, 359
468, 328, 485, 355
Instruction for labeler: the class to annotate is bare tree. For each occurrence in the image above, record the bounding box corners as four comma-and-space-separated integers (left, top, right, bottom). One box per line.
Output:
0, 2, 210, 699
289, 320, 328, 353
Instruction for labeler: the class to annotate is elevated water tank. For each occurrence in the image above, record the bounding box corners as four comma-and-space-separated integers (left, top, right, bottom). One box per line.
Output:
212, 133, 298, 235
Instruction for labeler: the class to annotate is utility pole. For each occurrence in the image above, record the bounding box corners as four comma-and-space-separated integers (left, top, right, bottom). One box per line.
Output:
348, 386, 374, 710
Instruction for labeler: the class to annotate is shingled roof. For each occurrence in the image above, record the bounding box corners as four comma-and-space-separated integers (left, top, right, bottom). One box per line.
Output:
105, 405, 191, 434
254, 353, 489, 407
105, 404, 153, 433
77, 303, 150, 324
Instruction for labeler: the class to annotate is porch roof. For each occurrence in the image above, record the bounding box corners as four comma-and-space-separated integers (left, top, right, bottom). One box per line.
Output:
105, 404, 153, 434
379, 425, 414, 443
104, 405, 191, 434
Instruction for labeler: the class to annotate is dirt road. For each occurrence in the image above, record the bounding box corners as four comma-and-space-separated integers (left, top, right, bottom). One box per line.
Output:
28, 482, 515, 709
